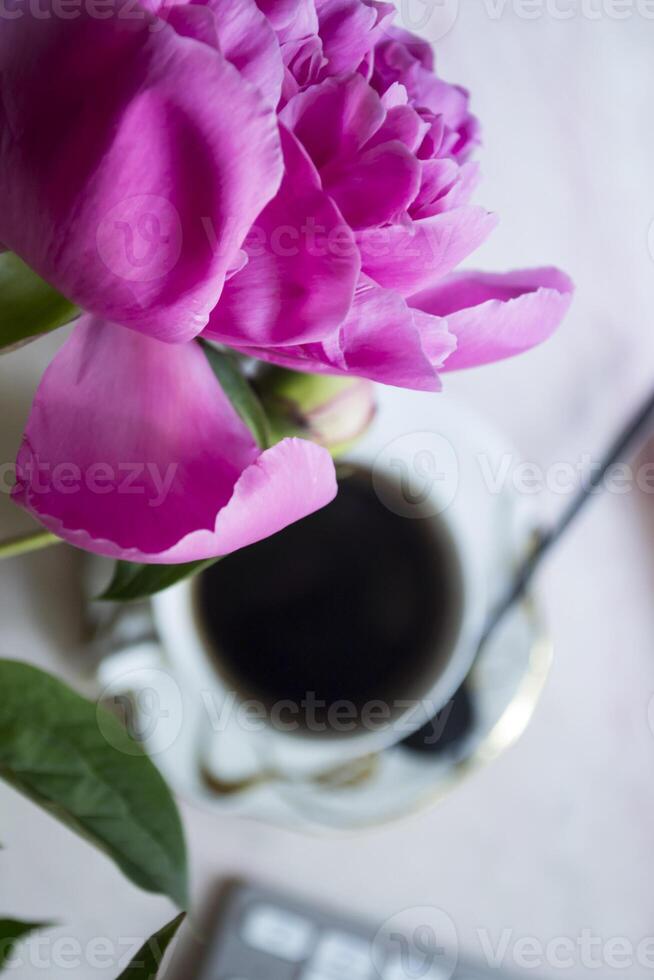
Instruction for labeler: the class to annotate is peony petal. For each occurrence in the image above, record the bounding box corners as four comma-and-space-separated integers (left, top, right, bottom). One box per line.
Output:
255, 0, 309, 30
233, 276, 449, 390
383, 26, 435, 71
160, 0, 284, 107
410, 159, 457, 216
367, 102, 429, 152
409, 268, 574, 370
204, 126, 360, 346
380, 81, 410, 109
373, 39, 468, 125
315, 0, 395, 75
0, 7, 282, 343
279, 36, 326, 101
322, 140, 421, 229
274, 0, 320, 39
155, 4, 219, 47
12, 319, 336, 561
371, 36, 480, 162
281, 73, 385, 169
356, 206, 498, 295
210, 436, 337, 556
329, 276, 450, 388
412, 308, 459, 370
283, 73, 422, 229
410, 160, 480, 220
206, 0, 285, 107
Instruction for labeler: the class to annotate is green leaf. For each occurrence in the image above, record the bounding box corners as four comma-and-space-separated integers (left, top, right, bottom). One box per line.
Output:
0, 920, 52, 968
199, 340, 271, 449
0, 660, 188, 909
99, 557, 219, 602
0, 252, 78, 351
117, 913, 185, 979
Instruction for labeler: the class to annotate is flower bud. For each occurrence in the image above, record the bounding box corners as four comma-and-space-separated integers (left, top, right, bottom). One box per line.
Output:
257, 368, 376, 456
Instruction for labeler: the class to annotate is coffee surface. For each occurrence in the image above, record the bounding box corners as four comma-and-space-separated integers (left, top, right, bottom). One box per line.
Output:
196, 470, 462, 730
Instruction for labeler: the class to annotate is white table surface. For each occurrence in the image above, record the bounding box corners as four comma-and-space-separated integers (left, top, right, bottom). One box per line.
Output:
2, 6, 654, 978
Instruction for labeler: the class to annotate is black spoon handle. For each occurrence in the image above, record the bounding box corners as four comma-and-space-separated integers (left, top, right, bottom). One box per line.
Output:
403, 384, 654, 753
481, 383, 654, 648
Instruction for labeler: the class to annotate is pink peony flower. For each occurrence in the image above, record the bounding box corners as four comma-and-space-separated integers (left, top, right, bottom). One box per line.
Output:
204, 12, 573, 390
12, 321, 336, 563
1, 0, 573, 562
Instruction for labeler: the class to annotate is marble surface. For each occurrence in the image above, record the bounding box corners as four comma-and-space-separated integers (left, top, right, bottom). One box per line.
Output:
2, 5, 654, 978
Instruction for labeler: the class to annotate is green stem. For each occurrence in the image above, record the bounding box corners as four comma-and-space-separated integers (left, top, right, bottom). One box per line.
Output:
0, 530, 62, 560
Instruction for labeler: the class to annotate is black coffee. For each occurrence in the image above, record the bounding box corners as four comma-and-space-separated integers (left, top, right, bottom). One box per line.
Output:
196, 468, 462, 732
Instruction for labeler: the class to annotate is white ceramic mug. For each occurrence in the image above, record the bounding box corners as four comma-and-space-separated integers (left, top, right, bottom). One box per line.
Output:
128, 392, 488, 786
96, 390, 541, 828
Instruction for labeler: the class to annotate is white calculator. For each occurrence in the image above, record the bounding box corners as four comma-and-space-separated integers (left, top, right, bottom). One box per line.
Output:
196, 881, 516, 980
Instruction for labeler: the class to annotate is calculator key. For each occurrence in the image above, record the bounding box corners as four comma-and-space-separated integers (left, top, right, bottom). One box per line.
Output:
311, 931, 373, 978
241, 904, 315, 962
